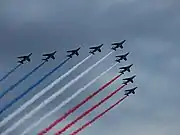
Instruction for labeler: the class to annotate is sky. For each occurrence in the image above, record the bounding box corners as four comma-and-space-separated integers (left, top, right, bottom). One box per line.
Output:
0, 0, 180, 135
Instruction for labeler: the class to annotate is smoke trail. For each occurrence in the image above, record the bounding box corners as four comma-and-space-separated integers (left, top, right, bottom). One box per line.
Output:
0, 64, 22, 83
0, 58, 70, 115
0, 58, 70, 127
39, 67, 121, 134
1, 51, 113, 135
21, 63, 117, 135
70, 96, 128, 135
0, 56, 89, 128
54, 85, 125, 135
0, 62, 46, 100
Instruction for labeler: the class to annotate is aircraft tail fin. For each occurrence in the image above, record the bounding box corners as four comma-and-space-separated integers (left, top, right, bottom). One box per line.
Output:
27, 58, 31, 62
124, 93, 129, 96
119, 70, 124, 74
51, 56, 55, 60
42, 58, 48, 62
67, 55, 72, 58
122, 81, 127, 85
111, 47, 116, 51
18, 61, 24, 64
89, 51, 95, 55
115, 59, 120, 63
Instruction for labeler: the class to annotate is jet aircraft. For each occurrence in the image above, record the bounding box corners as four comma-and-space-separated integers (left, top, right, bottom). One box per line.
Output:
124, 87, 137, 96
122, 75, 136, 85
111, 40, 126, 51
89, 44, 103, 55
119, 64, 133, 74
18, 53, 32, 64
42, 51, 57, 61
67, 48, 80, 58
115, 52, 129, 63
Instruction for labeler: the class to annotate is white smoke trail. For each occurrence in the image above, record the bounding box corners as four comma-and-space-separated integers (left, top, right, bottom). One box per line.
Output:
0, 55, 91, 129
21, 62, 117, 135
2, 51, 113, 135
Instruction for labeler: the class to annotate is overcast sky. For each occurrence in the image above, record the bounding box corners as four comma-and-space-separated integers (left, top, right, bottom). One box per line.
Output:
0, 0, 180, 135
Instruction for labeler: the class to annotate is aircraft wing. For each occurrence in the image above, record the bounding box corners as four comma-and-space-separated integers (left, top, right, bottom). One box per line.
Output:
43, 53, 50, 56
125, 90, 130, 92
116, 55, 122, 57
125, 90, 135, 94
67, 50, 72, 53
67, 50, 75, 53
89, 46, 97, 49
67, 48, 80, 53
119, 67, 125, 69
17, 56, 26, 59
123, 78, 129, 81
111, 43, 118, 46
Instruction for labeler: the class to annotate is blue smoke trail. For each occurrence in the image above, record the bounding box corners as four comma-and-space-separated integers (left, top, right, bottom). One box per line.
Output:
0, 64, 22, 83
0, 62, 46, 100
0, 58, 70, 115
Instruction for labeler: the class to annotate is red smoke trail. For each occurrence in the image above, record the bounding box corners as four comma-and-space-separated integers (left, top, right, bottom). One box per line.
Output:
70, 96, 128, 135
38, 74, 122, 135
54, 85, 125, 135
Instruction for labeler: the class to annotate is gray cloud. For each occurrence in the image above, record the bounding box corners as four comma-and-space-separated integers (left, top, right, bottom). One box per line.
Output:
0, 0, 179, 135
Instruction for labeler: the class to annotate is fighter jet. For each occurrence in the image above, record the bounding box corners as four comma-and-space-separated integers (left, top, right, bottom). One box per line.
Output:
124, 87, 137, 96
111, 40, 126, 51
119, 64, 133, 74
89, 44, 103, 55
42, 51, 57, 61
115, 52, 129, 63
122, 75, 136, 85
18, 53, 32, 64
67, 47, 80, 58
